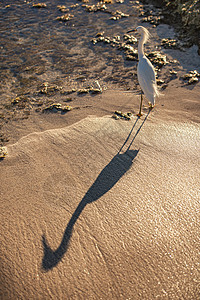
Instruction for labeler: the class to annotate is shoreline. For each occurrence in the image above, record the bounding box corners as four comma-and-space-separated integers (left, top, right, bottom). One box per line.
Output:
1, 79, 200, 150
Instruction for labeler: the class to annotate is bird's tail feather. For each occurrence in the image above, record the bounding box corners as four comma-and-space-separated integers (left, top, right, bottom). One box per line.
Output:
154, 83, 163, 98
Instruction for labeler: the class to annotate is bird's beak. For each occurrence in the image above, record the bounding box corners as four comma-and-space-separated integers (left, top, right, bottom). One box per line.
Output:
127, 29, 136, 33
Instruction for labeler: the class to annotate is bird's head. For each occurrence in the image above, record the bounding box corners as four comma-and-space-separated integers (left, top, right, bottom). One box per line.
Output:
127, 26, 150, 43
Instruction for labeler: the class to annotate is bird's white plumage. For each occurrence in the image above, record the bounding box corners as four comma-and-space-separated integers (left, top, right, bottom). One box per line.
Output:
136, 26, 159, 106
137, 56, 157, 106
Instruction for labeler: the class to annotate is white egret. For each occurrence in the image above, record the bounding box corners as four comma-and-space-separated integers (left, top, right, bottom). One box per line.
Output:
127, 26, 159, 117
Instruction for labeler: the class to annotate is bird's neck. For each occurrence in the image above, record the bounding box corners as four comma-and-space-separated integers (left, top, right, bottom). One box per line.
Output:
138, 33, 145, 60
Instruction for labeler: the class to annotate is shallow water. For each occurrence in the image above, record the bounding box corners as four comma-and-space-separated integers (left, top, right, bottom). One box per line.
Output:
1, 1, 200, 94
0, 0, 140, 96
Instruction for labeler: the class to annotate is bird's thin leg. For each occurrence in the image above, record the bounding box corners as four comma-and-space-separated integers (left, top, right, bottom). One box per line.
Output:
137, 92, 143, 117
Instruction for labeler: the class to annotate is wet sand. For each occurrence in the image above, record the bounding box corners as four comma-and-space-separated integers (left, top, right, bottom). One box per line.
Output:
1, 81, 200, 299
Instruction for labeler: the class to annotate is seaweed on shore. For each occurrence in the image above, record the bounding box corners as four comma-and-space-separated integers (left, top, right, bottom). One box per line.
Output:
43, 103, 72, 113
0, 146, 7, 159
112, 111, 132, 120
32, 3, 47, 8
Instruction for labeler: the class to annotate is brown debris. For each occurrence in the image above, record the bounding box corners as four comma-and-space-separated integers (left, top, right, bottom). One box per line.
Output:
147, 51, 167, 68
43, 103, 72, 113
85, 3, 108, 12
57, 5, 69, 13
11, 96, 29, 109
32, 3, 47, 8
124, 34, 137, 44
182, 70, 200, 84
0, 146, 7, 159
70, 4, 79, 8
113, 111, 132, 120
110, 10, 129, 20
38, 82, 62, 94
61, 89, 76, 95
77, 85, 102, 94
56, 14, 74, 22
161, 38, 182, 49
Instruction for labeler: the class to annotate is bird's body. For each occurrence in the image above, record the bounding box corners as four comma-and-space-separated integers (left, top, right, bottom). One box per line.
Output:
137, 55, 157, 106
127, 26, 159, 116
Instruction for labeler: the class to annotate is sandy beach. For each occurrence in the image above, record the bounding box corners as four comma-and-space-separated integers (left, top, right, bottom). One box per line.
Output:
1, 79, 200, 299
1, 0, 200, 299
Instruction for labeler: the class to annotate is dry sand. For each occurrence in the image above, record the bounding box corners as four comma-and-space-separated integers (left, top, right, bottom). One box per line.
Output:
1, 82, 200, 299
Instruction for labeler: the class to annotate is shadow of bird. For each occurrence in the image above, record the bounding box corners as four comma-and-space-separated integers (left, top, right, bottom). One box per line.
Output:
42, 112, 150, 270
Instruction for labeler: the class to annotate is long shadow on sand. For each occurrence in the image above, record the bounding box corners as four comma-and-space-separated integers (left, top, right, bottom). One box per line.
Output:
42, 111, 150, 270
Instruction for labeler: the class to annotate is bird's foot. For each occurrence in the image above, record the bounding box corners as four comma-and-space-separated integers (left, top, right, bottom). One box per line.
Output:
148, 102, 155, 110
137, 112, 143, 118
